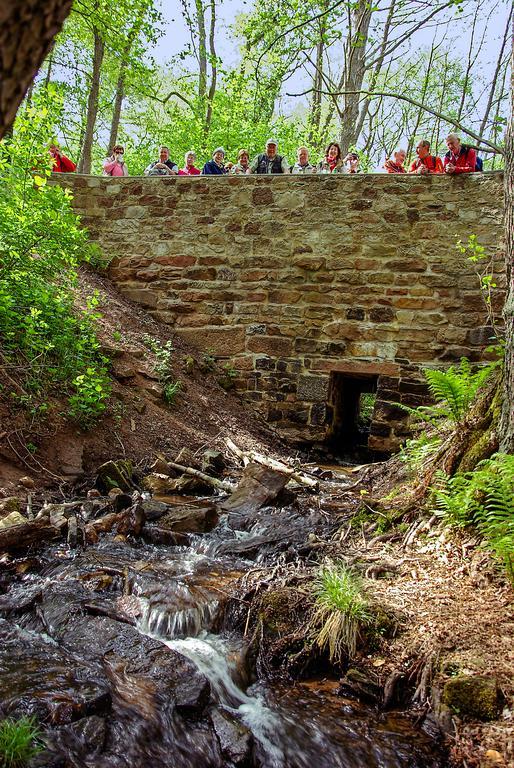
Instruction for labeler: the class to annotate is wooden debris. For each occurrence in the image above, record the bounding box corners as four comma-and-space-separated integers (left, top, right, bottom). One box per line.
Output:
225, 438, 319, 490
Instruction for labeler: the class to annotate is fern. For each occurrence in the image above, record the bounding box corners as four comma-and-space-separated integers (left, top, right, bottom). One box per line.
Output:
423, 358, 492, 424
431, 454, 514, 579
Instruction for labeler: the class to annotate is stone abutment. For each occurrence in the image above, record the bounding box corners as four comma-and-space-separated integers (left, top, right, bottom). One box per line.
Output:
56, 173, 505, 452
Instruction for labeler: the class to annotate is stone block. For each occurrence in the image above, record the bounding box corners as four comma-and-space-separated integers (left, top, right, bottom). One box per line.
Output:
177, 326, 246, 354
297, 375, 329, 402
247, 336, 293, 356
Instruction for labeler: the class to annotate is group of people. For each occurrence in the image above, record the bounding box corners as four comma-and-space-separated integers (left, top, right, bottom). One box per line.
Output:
48, 133, 481, 178
384, 134, 481, 175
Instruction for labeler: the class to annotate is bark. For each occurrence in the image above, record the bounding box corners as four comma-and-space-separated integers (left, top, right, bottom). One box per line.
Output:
203, 0, 217, 141
195, 0, 207, 104
339, 0, 372, 155
0, 0, 73, 139
499, 29, 514, 452
0, 519, 62, 552
108, 57, 129, 151
78, 30, 105, 174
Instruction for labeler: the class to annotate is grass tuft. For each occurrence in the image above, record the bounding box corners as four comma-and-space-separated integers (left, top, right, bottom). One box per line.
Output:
0, 716, 42, 767
308, 561, 371, 663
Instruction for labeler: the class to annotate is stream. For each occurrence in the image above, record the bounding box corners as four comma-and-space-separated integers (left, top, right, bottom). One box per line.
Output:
0, 488, 447, 767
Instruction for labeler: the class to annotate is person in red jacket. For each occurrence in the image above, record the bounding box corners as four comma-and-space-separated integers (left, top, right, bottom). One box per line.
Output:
444, 133, 476, 174
384, 148, 407, 173
409, 140, 443, 174
49, 143, 76, 173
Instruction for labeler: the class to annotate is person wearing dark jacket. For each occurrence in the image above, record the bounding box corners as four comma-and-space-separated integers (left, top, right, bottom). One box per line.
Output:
249, 139, 289, 174
202, 147, 230, 175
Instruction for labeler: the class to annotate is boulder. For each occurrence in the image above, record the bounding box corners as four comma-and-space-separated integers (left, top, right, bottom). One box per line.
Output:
442, 675, 502, 721
142, 500, 169, 521
210, 708, 254, 766
221, 462, 290, 516
145, 501, 218, 535
0, 511, 26, 529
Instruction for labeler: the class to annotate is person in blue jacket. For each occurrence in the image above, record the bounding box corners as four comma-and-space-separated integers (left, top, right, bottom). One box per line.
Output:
202, 147, 230, 175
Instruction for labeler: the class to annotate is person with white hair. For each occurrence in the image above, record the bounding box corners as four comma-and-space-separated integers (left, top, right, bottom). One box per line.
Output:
144, 146, 178, 176
291, 146, 316, 174
201, 147, 230, 175
178, 150, 200, 176
384, 148, 407, 174
248, 139, 289, 174
444, 133, 477, 174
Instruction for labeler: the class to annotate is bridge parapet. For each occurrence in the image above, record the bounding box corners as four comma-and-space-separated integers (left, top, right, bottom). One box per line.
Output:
55, 173, 505, 452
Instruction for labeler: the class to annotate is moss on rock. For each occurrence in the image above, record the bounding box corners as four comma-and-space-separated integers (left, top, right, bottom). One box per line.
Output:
442, 675, 501, 721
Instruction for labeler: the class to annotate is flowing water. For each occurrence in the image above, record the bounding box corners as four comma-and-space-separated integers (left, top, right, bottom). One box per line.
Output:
0, 496, 448, 767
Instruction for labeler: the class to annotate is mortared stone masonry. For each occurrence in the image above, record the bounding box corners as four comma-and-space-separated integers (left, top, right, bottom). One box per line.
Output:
54, 172, 505, 452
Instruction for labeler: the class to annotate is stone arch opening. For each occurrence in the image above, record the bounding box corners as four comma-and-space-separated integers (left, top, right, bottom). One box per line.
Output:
327, 372, 378, 457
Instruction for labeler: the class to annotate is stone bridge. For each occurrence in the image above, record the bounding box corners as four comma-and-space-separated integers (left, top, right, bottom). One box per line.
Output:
57, 172, 505, 453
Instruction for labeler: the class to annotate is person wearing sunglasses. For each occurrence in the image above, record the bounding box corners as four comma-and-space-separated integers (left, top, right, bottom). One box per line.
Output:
103, 145, 129, 176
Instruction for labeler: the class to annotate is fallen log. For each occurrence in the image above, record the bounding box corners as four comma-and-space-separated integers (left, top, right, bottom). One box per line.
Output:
225, 439, 319, 490
165, 460, 235, 493
0, 519, 63, 553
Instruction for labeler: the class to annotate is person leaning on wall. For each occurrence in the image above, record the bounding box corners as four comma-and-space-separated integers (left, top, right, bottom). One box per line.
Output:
103, 145, 128, 176
178, 150, 201, 175
248, 139, 290, 174
384, 148, 407, 174
231, 149, 251, 174
144, 146, 179, 176
291, 146, 317, 174
444, 133, 477, 174
409, 140, 443, 174
318, 142, 344, 173
202, 147, 231, 175
49, 142, 76, 173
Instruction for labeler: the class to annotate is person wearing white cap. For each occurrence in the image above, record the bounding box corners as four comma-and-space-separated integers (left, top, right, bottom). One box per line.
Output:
248, 138, 290, 174
202, 147, 230, 175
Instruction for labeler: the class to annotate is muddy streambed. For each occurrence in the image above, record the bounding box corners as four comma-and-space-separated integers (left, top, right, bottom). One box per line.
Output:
0, 491, 447, 767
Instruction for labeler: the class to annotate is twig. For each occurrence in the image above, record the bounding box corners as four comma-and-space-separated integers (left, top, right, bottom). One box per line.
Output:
166, 461, 235, 493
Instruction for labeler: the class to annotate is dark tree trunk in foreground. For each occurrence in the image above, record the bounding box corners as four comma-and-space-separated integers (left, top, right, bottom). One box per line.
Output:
0, 0, 72, 139
499, 27, 514, 452
499, 87, 514, 449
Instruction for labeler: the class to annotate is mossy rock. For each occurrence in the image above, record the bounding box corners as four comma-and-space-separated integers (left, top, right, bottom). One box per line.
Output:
442, 675, 501, 721
259, 587, 306, 637
96, 459, 134, 493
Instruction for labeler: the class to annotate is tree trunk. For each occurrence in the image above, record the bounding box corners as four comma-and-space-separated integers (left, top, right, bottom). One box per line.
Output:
339, 0, 373, 155
78, 30, 104, 174
108, 57, 128, 151
499, 31, 514, 451
0, 0, 73, 139
203, 0, 217, 143
195, 0, 207, 106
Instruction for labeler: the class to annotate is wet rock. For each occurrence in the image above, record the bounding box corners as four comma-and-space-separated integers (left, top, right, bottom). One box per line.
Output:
152, 502, 219, 534
141, 525, 189, 546
442, 675, 502, 721
210, 707, 254, 766
48, 714, 107, 762
201, 450, 227, 477
338, 668, 382, 705
142, 499, 169, 520
116, 500, 145, 536
60, 616, 210, 712
221, 462, 290, 516
0, 510, 26, 529
67, 516, 78, 547
0, 618, 111, 723
96, 460, 134, 493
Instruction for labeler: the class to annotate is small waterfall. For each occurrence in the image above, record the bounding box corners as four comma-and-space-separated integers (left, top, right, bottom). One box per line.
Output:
139, 599, 219, 639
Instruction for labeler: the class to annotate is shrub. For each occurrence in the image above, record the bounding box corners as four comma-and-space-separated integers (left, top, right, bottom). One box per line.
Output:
432, 453, 514, 579
0, 89, 110, 426
0, 716, 42, 767
309, 561, 371, 663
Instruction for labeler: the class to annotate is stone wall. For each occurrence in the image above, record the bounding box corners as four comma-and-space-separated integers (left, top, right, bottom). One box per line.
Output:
56, 172, 505, 452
